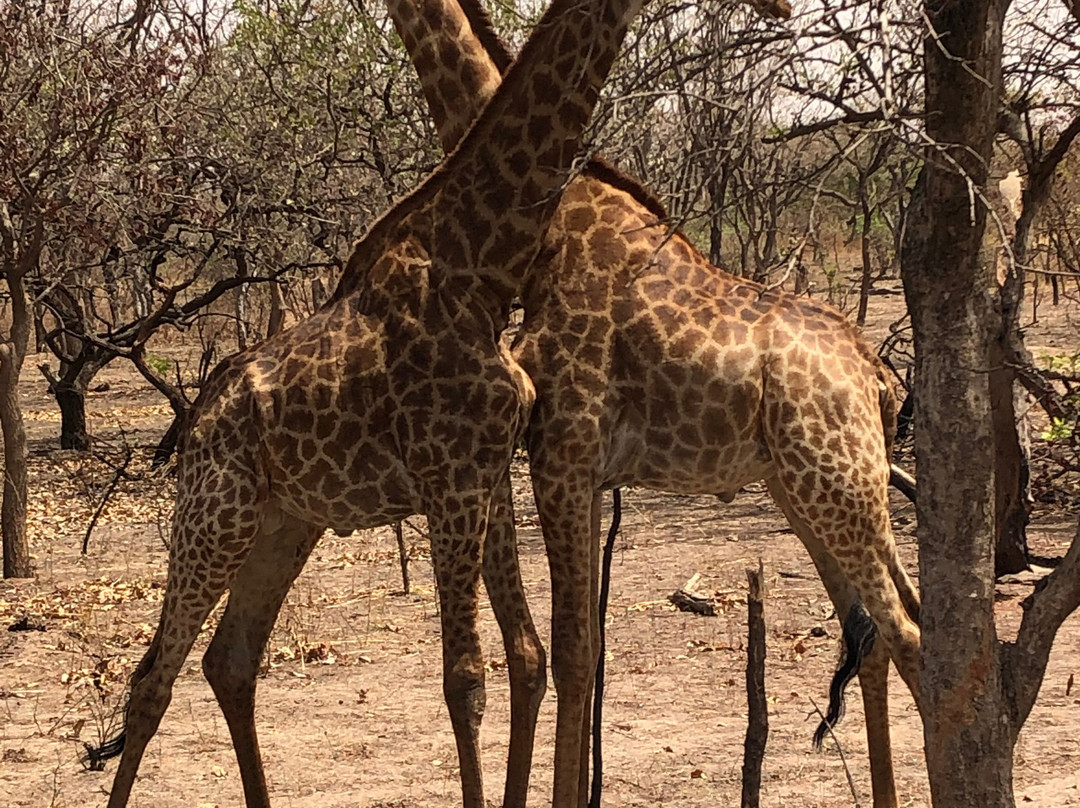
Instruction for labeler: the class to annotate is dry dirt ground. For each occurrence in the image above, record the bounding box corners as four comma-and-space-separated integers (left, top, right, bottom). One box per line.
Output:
2, 282, 1080, 808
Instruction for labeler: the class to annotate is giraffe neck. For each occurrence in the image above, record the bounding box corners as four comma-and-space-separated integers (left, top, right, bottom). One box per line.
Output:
389, 0, 647, 304
388, 0, 503, 154
394, 0, 670, 225
331, 0, 647, 312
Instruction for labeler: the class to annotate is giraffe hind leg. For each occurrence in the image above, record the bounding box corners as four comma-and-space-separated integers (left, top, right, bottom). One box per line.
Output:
767, 479, 903, 808
763, 387, 922, 704
102, 471, 265, 808
201, 510, 323, 808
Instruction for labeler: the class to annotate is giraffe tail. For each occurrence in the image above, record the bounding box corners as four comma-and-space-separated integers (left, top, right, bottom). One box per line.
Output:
81, 685, 136, 770
812, 600, 876, 748
82, 729, 126, 771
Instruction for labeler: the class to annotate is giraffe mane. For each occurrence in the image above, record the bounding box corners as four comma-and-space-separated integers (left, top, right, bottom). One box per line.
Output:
457, 0, 671, 223
457, 0, 514, 74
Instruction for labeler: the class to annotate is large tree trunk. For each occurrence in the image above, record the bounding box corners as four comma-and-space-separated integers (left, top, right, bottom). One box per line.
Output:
0, 253, 31, 578
0, 341, 29, 578
901, 0, 1016, 805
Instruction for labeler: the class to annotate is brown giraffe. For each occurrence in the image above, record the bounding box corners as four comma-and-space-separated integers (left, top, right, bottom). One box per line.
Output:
390, 3, 920, 808
90, 1, 652, 806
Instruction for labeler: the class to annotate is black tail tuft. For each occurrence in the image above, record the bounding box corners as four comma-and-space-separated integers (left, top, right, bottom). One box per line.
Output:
812, 600, 876, 749
82, 731, 126, 771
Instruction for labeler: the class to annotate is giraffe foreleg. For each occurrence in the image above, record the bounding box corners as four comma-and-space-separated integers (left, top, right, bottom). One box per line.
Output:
201, 511, 323, 808
427, 494, 492, 808
533, 483, 602, 808
482, 469, 547, 808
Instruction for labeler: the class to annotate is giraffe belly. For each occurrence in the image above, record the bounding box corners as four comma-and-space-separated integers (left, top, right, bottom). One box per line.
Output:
600, 379, 773, 496
267, 444, 422, 533
605, 431, 772, 496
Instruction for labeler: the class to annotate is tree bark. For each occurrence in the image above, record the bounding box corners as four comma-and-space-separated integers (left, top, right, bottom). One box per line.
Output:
901, 0, 1016, 805
708, 169, 729, 268
267, 280, 286, 338
0, 248, 32, 578
53, 351, 114, 451
741, 561, 767, 808
989, 349, 1029, 575
0, 342, 29, 578
56, 385, 90, 451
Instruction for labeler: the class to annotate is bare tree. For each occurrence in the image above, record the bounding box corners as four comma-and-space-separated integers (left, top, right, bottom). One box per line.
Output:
903, 1, 1080, 805
0, 0, 156, 574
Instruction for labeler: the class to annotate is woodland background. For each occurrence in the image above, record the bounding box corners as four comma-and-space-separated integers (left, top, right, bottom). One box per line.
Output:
2, 1, 1080, 807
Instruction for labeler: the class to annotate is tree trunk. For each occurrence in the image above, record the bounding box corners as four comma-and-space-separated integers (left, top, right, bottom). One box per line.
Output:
56, 384, 90, 451
989, 348, 1029, 575
708, 169, 729, 268
901, 0, 1016, 805
0, 271, 30, 578
235, 287, 249, 351
311, 277, 328, 310
856, 188, 873, 326
0, 201, 34, 579
52, 350, 113, 451
0, 342, 29, 578
152, 406, 187, 467
267, 280, 286, 338
991, 112, 1080, 573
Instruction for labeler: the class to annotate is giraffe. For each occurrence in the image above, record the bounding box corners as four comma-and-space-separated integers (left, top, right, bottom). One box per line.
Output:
89, 1, 654, 806
387, 2, 920, 807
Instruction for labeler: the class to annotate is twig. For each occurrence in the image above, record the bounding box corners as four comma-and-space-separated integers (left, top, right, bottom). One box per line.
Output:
809, 695, 862, 808
394, 521, 410, 595
81, 447, 134, 554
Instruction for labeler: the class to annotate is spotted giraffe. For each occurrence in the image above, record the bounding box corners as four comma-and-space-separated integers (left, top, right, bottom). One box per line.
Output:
90, 1, 654, 806
390, 2, 920, 807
